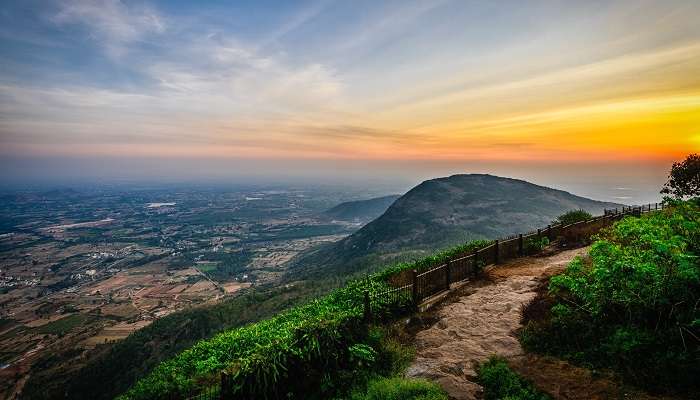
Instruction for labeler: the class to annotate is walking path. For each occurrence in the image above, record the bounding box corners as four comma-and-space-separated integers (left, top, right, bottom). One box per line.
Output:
404, 246, 657, 400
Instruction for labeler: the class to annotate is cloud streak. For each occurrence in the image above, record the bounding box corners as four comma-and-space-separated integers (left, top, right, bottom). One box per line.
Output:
0, 0, 698, 175
52, 0, 165, 57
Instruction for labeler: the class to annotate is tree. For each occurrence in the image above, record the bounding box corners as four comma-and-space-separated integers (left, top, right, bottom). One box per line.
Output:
661, 153, 700, 198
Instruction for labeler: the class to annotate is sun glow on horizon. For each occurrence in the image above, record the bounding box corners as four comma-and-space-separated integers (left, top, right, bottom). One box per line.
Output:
1, 0, 699, 181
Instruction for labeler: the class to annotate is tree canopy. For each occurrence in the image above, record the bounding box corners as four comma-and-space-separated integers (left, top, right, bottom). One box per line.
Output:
661, 153, 700, 198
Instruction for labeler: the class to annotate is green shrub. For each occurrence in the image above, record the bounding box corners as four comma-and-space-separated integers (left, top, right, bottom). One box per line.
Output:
119, 277, 417, 400
554, 209, 592, 226
477, 356, 549, 400
521, 201, 700, 393
118, 237, 529, 399
523, 236, 549, 255
349, 377, 448, 400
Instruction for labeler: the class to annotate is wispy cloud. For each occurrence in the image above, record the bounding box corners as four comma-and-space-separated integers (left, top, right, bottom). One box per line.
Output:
257, 0, 332, 49
0, 0, 698, 168
52, 0, 165, 57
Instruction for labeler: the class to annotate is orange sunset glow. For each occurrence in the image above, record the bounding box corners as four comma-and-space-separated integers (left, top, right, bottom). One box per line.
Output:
0, 0, 699, 201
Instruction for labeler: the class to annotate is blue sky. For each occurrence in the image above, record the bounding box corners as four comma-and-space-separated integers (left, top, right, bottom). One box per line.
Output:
0, 1, 699, 201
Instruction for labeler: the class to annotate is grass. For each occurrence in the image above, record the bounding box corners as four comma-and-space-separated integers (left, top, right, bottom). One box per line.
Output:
349, 377, 448, 400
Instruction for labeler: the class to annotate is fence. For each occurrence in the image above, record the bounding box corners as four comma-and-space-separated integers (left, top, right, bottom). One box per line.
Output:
367, 202, 664, 314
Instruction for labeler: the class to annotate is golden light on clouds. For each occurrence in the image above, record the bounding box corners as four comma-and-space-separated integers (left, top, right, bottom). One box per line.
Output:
1, 0, 700, 180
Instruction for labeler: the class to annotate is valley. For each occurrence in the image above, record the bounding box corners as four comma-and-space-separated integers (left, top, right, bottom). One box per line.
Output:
0, 185, 393, 399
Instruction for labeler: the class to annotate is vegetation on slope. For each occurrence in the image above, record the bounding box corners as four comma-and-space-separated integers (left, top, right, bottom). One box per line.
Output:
119, 239, 489, 399
349, 376, 448, 400
26, 282, 336, 400
521, 199, 700, 393
477, 356, 550, 400
119, 279, 410, 399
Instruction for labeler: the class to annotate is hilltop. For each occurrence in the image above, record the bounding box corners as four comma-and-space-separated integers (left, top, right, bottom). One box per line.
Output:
290, 174, 620, 277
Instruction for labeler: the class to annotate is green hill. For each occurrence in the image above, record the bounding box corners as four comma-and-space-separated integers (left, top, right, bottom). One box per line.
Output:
291, 174, 620, 278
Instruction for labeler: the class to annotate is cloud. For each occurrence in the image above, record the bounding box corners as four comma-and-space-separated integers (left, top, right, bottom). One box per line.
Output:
332, 0, 451, 56
144, 35, 345, 117
52, 0, 165, 57
257, 0, 332, 49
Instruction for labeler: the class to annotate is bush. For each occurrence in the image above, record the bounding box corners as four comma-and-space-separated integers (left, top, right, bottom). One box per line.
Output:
521, 201, 700, 393
119, 275, 418, 400
523, 236, 549, 255
349, 377, 448, 400
477, 356, 549, 400
554, 209, 592, 226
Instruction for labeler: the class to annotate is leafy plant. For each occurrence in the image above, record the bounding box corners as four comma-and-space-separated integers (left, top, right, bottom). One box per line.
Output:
349, 377, 448, 400
349, 343, 377, 366
477, 356, 549, 400
118, 277, 413, 400
521, 201, 700, 393
523, 236, 549, 255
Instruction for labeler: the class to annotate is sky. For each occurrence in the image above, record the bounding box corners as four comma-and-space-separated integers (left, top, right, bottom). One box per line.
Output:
0, 0, 698, 202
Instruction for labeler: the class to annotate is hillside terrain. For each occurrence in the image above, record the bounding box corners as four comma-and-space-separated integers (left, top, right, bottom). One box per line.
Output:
322, 195, 401, 223
291, 174, 619, 278
0, 185, 367, 400
117, 202, 695, 400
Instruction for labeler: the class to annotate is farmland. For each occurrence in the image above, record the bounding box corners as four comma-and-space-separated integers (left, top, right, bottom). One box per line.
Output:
0, 184, 390, 399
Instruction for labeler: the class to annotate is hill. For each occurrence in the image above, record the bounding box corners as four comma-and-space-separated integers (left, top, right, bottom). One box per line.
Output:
290, 174, 620, 277
322, 195, 401, 223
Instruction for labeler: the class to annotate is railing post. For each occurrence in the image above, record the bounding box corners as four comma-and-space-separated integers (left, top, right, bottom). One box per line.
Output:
537, 228, 541, 238
472, 250, 479, 277
655, 202, 658, 210
494, 240, 500, 264
546, 225, 551, 240
363, 290, 371, 322
411, 269, 419, 305
518, 234, 523, 256
445, 261, 451, 290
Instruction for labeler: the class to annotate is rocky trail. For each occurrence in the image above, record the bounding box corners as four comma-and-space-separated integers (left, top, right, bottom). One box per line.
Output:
404, 246, 672, 400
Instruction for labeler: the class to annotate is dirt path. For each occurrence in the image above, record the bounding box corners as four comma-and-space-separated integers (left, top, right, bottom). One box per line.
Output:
405, 247, 588, 399
404, 247, 679, 400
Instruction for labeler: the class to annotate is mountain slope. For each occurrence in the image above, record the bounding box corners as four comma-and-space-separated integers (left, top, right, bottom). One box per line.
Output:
290, 174, 620, 277
322, 195, 401, 223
